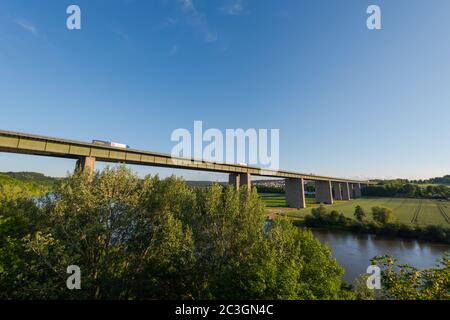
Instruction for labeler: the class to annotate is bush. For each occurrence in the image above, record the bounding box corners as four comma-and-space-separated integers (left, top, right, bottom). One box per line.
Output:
354, 205, 365, 222
372, 206, 398, 225
372, 254, 450, 300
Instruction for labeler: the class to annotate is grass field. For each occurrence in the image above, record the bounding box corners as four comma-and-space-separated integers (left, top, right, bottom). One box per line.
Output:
259, 193, 450, 226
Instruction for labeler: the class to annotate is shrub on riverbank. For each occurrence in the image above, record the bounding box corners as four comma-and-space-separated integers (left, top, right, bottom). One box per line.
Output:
371, 254, 450, 299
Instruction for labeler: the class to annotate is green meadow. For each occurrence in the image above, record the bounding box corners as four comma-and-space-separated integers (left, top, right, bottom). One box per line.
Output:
259, 193, 450, 226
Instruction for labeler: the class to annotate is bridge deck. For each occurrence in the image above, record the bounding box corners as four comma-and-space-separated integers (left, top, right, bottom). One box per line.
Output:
0, 129, 370, 184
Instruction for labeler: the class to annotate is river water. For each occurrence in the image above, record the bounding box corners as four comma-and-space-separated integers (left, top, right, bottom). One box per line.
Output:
310, 228, 450, 284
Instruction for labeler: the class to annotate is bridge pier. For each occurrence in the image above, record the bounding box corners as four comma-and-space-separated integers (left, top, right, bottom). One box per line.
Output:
332, 182, 342, 200
75, 156, 95, 176
341, 182, 351, 200
229, 173, 251, 192
352, 183, 362, 198
360, 183, 369, 196
285, 178, 306, 209
240, 173, 251, 193
315, 180, 333, 204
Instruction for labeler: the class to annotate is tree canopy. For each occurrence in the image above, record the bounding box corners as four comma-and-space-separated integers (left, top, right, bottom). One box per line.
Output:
1, 167, 448, 300
0, 166, 346, 300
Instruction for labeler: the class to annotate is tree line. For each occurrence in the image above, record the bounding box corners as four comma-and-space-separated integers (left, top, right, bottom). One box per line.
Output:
363, 180, 450, 199
411, 175, 450, 185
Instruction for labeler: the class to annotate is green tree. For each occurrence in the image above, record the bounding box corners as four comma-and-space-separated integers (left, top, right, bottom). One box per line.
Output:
352, 275, 376, 300
295, 229, 345, 299
372, 206, 397, 225
354, 205, 366, 222
0, 197, 48, 299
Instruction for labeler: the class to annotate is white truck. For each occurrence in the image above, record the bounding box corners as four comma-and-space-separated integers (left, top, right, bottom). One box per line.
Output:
92, 140, 130, 149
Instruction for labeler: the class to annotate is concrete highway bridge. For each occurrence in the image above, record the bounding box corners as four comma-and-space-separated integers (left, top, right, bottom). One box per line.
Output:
0, 129, 372, 209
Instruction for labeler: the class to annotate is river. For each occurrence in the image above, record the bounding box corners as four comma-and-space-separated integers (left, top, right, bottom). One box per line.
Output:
310, 228, 450, 284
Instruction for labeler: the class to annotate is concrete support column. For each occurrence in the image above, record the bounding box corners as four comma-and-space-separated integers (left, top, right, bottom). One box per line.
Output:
341, 182, 351, 200
315, 180, 333, 204
240, 172, 252, 193
332, 182, 342, 200
229, 173, 240, 189
75, 156, 95, 176
285, 178, 306, 209
229, 172, 251, 192
353, 183, 362, 198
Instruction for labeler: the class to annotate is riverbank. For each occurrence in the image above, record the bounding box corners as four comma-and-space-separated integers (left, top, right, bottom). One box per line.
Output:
294, 208, 450, 244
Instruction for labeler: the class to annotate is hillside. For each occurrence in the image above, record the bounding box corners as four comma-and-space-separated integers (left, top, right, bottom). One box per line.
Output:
0, 174, 227, 197
0, 172, 60, 198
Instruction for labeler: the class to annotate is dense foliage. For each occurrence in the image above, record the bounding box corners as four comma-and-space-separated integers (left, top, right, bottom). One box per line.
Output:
0, 172, 58, 199
371, 254, 450, 300
363, 180, 450, 199
354, 205, 365, 222
411, 175, 450, 186
371, 206, 398, 224
302, 206, 450, 244
351, 255, 450, 300
0, 167, 347, 300
1, 168, 448, 300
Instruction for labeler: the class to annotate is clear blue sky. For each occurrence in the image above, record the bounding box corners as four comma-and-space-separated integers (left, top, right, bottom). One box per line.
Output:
0, 0, 449, 180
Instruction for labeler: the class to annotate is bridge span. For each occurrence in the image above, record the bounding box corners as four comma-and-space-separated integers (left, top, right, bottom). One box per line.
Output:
0, 129, 372, 208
